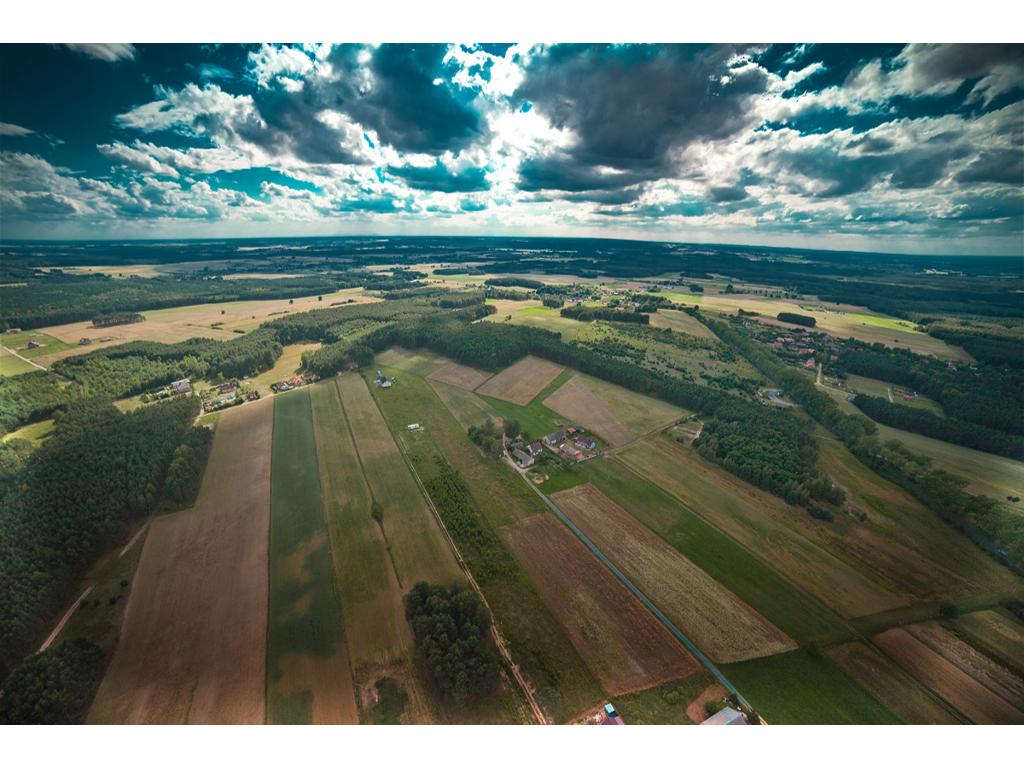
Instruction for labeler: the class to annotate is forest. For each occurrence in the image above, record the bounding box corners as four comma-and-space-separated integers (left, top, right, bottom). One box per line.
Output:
0, 638, 106, 724
0, 397, 200, 678
560, 305, 650, 324
777, 312, 816, 327
0, 371, 73, 433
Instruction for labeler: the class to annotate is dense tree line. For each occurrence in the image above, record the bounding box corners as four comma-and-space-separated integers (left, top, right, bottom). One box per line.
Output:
836, 343, 1024, 437
0, 271, 343, 330
404, 582, 500, 708
777, 312, 816, 327
852, 395, 1024, 460
301, 342, 375, 377
703, 312, 1023, 571
541, 296, 564, 308
0, 639, 106, 724
0, 397, 199, 677
52, 329, 282, 398
927, 327, 1024, 368
483, 277, 545, 289
91, 311, 145, 327
560, 306, 650, 324
163, 426, 215, 505
435, 291, 485, 308
0, 371, 74, 433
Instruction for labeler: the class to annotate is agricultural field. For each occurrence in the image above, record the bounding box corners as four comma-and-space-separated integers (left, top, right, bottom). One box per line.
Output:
0, 346, 38, 376
827, 642, 962, 724
483, 300, 590, 340
34, 289, 376, 365
647, 308, 719, 340
247, 342, 321, 395
844, 373, 944, 414
550, 483, 797, 663
572, 372, 688, 436
476, 355, 565, 406
504, 513, 700, 695
873, 628, 1024, 723
267, 389, 357, 724
428, 378, 500, 430
90, 398, 274, 724
542, 375, 636, 446
477, 370, 573, 442
1, 329, 77, 360
954, 610, 1024, 672
426, 360, 493, 391
610, 673, 714, 725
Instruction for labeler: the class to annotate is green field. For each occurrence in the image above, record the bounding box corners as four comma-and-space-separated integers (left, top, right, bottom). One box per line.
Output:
0, 346, 38, 377
369, 351, 606, 720
572, 457, 849, 645
2, 418, 55, 445
477, 369, 573, 441
483, 300, 589, 340
612, 672, 713, 725
268, 389, 354, 724
427, 378, 500, 429
722, 650, 901, 724
2, 330, 76, 359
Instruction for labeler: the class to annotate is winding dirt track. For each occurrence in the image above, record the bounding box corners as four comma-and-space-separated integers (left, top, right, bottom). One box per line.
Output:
89, 398, 274, 724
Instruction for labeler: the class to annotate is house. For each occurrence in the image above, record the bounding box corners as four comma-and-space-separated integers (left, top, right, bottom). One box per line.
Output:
575, 437, 597, 451
406, 423, 422, 431
511, 448, 535, 468
218, 381, 234, 394
601, 703, 624, 726
79, 337, 92, 346
700, 706, 747, 725
560, 443, 584, 462
803, 357, 816, 370
375, 370, 393, 388
170, 378, 191, 394
24, 340, 41, 349
527, 441, 544, 457
543, 430, 566, 448
5, 327, 22, 334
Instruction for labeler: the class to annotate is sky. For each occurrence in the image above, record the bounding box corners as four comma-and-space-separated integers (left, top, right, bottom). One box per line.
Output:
0, 43, 1022, 255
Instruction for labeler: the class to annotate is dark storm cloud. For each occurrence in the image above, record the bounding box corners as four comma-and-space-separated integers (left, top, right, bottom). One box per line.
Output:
515, 44, 769, 191
898, 44, 1024, 94
334, 195, 406, 214
322, 44, 483, 154
955, 149, 1024, 185
708, 184, 749, 202
386, 161, 490, 192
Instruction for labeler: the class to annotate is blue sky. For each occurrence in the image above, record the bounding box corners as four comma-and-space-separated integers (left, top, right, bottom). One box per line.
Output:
0, 43, 1021, 254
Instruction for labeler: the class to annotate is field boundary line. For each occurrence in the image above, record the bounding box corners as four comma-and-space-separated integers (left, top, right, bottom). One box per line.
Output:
38, 585, 94, 653
364, 373, 549, 725
1, 344, 48, 372
511, 458, 758, 717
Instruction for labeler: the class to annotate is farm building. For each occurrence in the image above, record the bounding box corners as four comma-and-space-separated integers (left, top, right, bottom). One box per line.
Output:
170, 378, 191, 394
559, 443, 584, 462
24, 340, 41, 349
527, 441, 544, 456
6, 327, 22, 334
79, 337, 92, 345
511, 448, 535, 468
375, 370, 393, 388
406, 423, 422, 431
218, 381, 234, 394
575, 437, 597, 451
700, 707, 747, 725
543, 430, 567, 448
601, 703, 624, 725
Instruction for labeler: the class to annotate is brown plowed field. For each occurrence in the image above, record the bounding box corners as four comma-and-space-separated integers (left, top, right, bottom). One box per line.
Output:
90, 397, 274, 724
542, 375, 635, 446
828, 641, 961, 724
874, 628, 1024, 724
475, 355, 564, 405
504, 514, 699, 695
550, 484, 796, 663
427, 361, 493, 391
904, 621, 1024, 710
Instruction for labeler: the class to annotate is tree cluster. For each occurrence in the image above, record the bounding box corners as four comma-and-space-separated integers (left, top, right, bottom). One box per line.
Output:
777, 312, 816, 327
0, 371, 73, 433
0, 639, 106, 724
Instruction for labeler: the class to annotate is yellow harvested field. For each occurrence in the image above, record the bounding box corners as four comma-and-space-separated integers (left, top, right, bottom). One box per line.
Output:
577, 373, 687, 435
874, 628, 1024, 723
475, 355, 564, 406
543, 375, 635, 446
90, 398, 274, 724
619, 436, 906, 617
504, 514, 700, 695
35, 290, 376, 364
247, 342, 321, 395
427, 361, 493, 391
828, 642, 961, 724
550, 484, 796, 663
648, 308, 719, 340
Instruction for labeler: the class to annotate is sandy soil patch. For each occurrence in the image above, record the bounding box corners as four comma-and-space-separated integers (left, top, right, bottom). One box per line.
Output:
476, 355, 565, 406
90, 397, 274, 724
504, 514, 699, 695
550, 484, 796, 663
686, 683, 728, 723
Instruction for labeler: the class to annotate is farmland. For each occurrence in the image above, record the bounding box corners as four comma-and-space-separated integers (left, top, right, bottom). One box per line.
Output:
267, 389, 357, 724
542, 375, 636, 446
427, 360, 493, 391
247, 342, 321, 395
476, 355, 565, 406
647, 308, 720, 340
549, 484, 797, 663
954, 610, 1024, 672
0, 347, 38, 377
90, 398, 274, 724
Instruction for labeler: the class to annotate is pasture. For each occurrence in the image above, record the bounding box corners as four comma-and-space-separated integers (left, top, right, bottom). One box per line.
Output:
427, 378, 501, 430
721, 650, 900, 724
647, 308, 719, 340
267, 389, 357, 724
550, 484, 797, 663
873, 628, 1024, 723
2, 330, 76, 360
475, 355, 565, 406
827, 642, 962, 724
504, 513, 700, 696
954, 610, 1024, 672
90, 398, 274, 724
0, 346, 38, 376
482, 301, 588, 340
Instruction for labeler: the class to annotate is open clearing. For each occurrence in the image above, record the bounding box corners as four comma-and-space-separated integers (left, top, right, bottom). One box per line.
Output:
267, 389, 357, 724
248, 342, 321, 395
2, 418, 55, 445
542, 375, 635, 446
903, 621, 1024, 711
483, 300, 588, 340
476, 355, 565, 406
827, 641, 961, 723
0, 346, 38, 376
648, 308, 719, 340
427, 360, 493, 391
428, 378, 501, 430
619, 436, 906, 617
336, 373, 462, 589
873, 628, 1024, 723
722, 650, 900, 724
550, 483, 796, 663
35, 290, 376, 364
504, 513, 699, 695
954, 610, 1024, 672
90, 398, 273, 724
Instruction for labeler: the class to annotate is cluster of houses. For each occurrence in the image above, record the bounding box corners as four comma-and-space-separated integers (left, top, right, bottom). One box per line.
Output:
271, 373, 315, 393
509, 425, 600, 468
203, 380, 259, 412
139, 377, 191, 405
